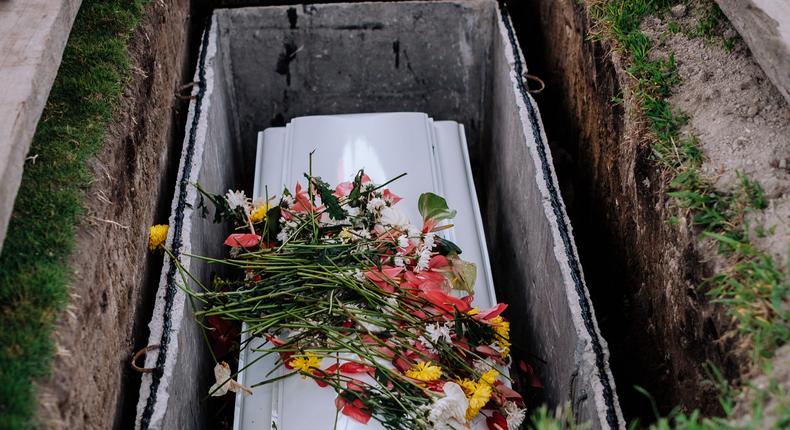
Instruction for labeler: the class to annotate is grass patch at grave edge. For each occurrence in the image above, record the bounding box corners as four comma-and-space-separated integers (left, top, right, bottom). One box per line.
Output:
585, 0, 789, 428
0, 1, 146, 429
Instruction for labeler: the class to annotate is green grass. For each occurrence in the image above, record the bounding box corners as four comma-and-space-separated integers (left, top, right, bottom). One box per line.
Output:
0, 1, 145, 428
529, 405, 587, 430
587, 0, 789, 428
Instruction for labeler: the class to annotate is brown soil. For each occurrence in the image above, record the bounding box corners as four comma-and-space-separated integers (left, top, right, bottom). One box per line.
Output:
34, 1, 192, 428
507, 0, 776, 422
641, 4, 790, 266
732, 344, 790, 428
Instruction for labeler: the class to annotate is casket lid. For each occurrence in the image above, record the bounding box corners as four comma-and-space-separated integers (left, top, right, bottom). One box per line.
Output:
238, 112, 495, 430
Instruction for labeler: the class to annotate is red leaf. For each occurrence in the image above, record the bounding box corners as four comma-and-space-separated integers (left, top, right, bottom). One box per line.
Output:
224, 233, 261, 248
346, 378, 366, 392
428, 255, 449, 269
334, 181, 353, 197
265, 335, 285, 347
475, 345, 501, 357
364, 265, 403, 292
342, 399, 372, 424
420, 290, 471, 313
494, 381, 525, 404
519, 360, 544, 388
486, 412, 508, 430
335, 395, 347, 410
339, 362, 373, 375
478, 303, 508, 320
383, 189, 402, 204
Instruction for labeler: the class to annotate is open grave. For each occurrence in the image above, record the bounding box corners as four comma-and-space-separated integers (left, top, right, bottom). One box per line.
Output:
134, 2, 624, 429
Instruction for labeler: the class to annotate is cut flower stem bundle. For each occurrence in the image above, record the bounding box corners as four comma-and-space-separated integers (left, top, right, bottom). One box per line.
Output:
180, 160, 526, 430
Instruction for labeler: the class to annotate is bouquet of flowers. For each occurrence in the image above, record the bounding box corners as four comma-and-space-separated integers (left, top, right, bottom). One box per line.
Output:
186, 165, 526, 430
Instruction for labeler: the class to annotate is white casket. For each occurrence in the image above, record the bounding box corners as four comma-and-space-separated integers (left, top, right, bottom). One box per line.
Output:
236, 112, 497, 430
134, 2, 624, 430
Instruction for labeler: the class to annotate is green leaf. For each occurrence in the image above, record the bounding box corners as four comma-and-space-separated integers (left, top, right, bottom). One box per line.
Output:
435, 237, 462, 256
263, 206, 281, 242
348, 170, 365, 204
307, 174, 347, 220
418, 192, 457, 222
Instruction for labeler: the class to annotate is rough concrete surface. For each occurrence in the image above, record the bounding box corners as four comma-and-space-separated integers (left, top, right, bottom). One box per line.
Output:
33, 0, 192, 428
0, 0, 82, 253
716, 0, 790, 106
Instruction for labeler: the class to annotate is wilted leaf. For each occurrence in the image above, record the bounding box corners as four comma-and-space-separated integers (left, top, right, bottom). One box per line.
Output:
448, 255, 476, 293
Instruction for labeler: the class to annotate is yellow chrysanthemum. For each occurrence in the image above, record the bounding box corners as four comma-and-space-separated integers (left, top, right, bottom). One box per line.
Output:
249, 203, 270, 223
480, 369, 499, 386
458, 369, 500, 420
466, 307, 479, 316
148, 224, 168, 251
490, 316, 510, 339
290, 352, 321, 375
465, 381, 493, 419
405, 361, 442, 382
490, 315, 510, 357
457, 378, 477, 395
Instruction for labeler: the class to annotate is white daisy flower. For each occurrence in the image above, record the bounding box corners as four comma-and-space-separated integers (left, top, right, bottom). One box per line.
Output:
504, 401, 526, 430
418, 336, 438, 354
415, 247, 432, 272
225, 190, 248, 210
366, 197, 386, 213
426, 323, 452, 344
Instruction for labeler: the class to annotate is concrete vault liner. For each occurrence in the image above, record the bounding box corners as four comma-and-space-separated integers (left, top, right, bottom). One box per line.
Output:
134, 2, 624, 429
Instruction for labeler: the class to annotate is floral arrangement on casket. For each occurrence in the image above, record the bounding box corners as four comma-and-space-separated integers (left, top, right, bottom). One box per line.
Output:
183, 165, 529, 430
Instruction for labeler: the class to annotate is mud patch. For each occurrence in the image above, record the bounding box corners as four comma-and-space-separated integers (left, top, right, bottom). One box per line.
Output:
34, 1, 192, 428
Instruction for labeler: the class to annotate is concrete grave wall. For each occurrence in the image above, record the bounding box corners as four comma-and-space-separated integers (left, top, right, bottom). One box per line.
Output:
716, 0, 790, 105
135, 2, 624, 429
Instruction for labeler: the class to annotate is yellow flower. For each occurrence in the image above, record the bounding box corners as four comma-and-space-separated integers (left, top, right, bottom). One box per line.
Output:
290, 352, 321, 375
480, 369, 499, 386
467, 307, 479, 316
405, 361, 442, 382
339, 227, 354, 243
465, 381, 493, 419
458, 369, 499, 420
457, 378, 477, 395
490, 316, 510, 357
148, 224, 168, 251
490, 316, 510, 339
249, 202, 270, 223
